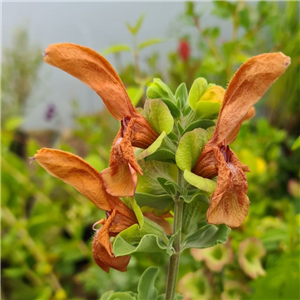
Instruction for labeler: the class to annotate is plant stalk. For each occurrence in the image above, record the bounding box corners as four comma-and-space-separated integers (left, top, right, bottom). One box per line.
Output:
165, 171, 184, 300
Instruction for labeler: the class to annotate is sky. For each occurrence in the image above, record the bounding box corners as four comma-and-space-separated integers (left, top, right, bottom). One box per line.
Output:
2, 1, 221, 130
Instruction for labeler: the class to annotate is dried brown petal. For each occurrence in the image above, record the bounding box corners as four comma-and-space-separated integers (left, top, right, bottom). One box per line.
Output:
92, 211, 131, 272
143, 212, 172, 235
34, 148, 136, 221
101, 123, 142, 197
131, 115, 159, 149
207, 147, 250, 228
211, 52, 290, 146
43, 43, 138, 120
34, 148, 112, 211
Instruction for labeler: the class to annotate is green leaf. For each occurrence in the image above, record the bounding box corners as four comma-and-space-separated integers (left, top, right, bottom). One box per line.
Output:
194, 86, 224, 119
137, 132, 166, 160
137, 267, 159, 300
135, 192, 173, 210
136, 160, 178, 195
139, 38, 163, 50
183, 119, 215, 134
109, 292, 136, 300
156, 294, 183, 300
160, 98, 181, 118
137, 134, 176, 163
144, 99, 174, 134
182, 195, 209, 237
184, 170, 216, 194
113, 218, 169, 257
100, 291, 114, 300
146, 78, 176, 103
292, 136, 300, 150
127, 197, 144, 228
188, 77, 208, 110
101, 44, 131, 55
127, 86, 144, 106
239, 7, 250, 30
182, 224, 229, 250
4, 116, 23, 131
126, 14, 145, 36
157, 177, 179, 196
84, 154, 105, 172
175, 82, 188, 110
195, 101, 221, 119
176, 128, 208, 171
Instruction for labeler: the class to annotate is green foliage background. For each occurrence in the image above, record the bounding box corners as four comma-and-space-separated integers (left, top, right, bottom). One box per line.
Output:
1, 1, 299, 300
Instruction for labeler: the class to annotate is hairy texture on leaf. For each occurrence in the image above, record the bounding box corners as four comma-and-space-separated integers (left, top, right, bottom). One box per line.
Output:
207, 147, 250, 228
43, 43, 138, 120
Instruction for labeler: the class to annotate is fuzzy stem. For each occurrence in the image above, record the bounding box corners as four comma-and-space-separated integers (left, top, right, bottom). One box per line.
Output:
165, 171, 184, 300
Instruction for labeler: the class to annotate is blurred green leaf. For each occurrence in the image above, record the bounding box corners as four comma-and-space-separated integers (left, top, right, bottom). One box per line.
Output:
127, 86, 144, 106
126, 14, 145, 36
292, 136, 300, 151
101, 44, 131, 55
4, 116, 24, 131
139, 38, 162, 50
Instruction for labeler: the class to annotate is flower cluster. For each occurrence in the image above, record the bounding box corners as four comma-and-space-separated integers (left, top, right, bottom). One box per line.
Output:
34, 43, 290, 273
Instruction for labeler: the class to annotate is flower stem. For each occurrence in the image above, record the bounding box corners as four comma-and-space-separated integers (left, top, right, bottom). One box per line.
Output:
165, 171, 184, 300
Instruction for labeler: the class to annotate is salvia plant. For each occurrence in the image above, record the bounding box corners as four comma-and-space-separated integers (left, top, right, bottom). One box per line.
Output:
31, 43, 290, 300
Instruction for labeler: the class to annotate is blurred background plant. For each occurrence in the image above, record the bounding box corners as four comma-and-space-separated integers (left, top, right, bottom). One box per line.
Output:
1, 1, 299, 300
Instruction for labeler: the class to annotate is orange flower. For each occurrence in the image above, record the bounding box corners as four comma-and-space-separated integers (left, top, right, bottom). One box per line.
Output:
193, 53, 291, 228
34, 148, 137, 272
43, 43, 158, 197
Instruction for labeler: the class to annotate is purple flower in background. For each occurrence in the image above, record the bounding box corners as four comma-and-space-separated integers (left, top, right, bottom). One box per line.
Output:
45, 104, 56, 121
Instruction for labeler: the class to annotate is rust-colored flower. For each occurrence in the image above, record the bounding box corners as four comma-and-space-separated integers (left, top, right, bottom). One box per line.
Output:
43, 43, 159, 197
193, 53, 291, 228
34, 148, 137, 272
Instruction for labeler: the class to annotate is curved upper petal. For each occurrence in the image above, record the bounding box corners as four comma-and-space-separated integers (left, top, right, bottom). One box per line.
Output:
34, 148, 137, 220
43, 43, 138, 121
211, 52, 290, 146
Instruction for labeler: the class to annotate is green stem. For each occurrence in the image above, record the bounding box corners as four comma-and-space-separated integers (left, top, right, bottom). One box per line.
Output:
165, 171, 184, 300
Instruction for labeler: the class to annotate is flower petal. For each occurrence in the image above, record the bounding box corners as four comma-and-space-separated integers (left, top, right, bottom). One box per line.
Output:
34, 148, 137, 220
143, 212, 172, 235
226, 106, 256, 145
43, 43, 138, 121
207, 147, 250, 228
101, 163, 138, 198
131, 115, 159, 149
34, 148, 112, 211
101, 125, 142, 197
211, 52, 290, 145
92, 211, 131, 273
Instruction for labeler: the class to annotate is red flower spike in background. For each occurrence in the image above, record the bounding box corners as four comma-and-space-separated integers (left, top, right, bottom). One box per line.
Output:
178, 38, 191, 62
43, 43, 159, 197
193, 52, 291, 228
34, 148, 138, 272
